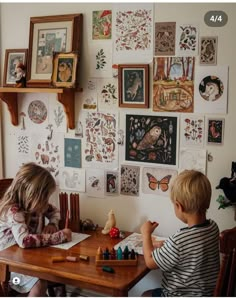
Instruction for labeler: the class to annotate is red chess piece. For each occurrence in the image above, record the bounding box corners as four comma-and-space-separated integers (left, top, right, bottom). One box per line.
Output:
109, 227, 120, 238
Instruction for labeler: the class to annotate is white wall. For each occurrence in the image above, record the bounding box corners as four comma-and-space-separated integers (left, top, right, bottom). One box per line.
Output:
1, 3, 236, 296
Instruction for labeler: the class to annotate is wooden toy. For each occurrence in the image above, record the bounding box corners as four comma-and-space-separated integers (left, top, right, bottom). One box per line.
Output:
101, 209, 116, 234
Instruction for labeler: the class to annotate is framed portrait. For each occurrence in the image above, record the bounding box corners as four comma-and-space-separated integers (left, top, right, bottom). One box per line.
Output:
26, 13, 83, 88
118, 64, 149, 108
51, 52, 78, 88
207, 118, 224, 145
3, 49, 28, 87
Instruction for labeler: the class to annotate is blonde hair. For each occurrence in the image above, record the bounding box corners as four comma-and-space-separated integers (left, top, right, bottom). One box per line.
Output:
170, 170, 211, 214
0, 162, 56, 219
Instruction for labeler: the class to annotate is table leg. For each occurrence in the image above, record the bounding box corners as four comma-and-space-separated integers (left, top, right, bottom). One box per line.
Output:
0, 263, 10, 296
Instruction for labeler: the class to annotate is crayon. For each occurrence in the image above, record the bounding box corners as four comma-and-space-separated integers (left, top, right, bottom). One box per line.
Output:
51, 256, 66, 263
65, 209, 69, 229
79, 254, 89, 261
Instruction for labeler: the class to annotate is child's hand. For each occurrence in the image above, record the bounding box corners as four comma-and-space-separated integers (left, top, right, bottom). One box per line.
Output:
153, 240, 165, 248
43, 223, 58, 234
62, 228, 72, 242
140, 220, 159, 235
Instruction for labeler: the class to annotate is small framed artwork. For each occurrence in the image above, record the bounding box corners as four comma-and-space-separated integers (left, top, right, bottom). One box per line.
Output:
51, 52, 78, 88
207, 118, 224, 144
26, 13, 83, 88
200, 37, 218, 65
3, 49, 28, 87
118, 64, 149, 108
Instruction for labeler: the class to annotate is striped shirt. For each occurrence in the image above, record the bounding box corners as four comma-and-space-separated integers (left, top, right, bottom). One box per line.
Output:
152, 219, 220, 296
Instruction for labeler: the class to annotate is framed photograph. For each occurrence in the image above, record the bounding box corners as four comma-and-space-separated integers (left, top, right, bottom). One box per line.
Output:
3, 49, 28, 87
207, 118, 224, 145
51, 52, 78, 88
118, 64, 149, 108
26, 13, 83, 88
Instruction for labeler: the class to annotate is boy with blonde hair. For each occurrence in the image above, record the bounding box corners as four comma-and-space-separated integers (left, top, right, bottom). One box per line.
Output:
141, 170, 220, 297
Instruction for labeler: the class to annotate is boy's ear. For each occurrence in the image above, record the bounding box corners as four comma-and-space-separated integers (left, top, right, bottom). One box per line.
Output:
175, 200, 185, 212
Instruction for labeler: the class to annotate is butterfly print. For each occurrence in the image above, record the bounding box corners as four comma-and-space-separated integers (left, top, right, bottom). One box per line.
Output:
146, 173, 172, 192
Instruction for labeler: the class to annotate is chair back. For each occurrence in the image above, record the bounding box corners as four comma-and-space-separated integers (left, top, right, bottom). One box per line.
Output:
214, 226, 236, 296
0, 179, 13, 199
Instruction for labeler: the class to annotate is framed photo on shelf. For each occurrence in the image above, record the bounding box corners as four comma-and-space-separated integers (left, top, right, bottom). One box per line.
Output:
207, 118, 224, 145
51, 52, 78, 88
26, 13, 83, 88
118, 64, 149, 108
3, 49, 28, 87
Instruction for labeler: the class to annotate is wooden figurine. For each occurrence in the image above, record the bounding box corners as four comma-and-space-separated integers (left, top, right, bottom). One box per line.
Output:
101, 209, 116, 234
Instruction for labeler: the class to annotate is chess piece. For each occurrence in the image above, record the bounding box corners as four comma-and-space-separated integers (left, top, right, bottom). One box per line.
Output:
101, 209, 116, 234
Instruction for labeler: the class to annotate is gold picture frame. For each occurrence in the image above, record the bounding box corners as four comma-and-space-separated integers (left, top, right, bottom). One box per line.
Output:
51, 52, 78, 88
26, 13, 83, 88
118, 64, 149, 108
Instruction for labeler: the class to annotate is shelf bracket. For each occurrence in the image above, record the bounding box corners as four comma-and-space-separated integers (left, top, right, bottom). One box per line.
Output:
0, 92, 18, 126
57, 89, 75, 130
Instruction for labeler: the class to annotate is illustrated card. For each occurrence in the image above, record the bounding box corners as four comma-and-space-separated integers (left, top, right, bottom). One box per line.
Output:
155, 22, 176, 56
200, 36, 217, 65
105, 170, 119, 195
179, 148, 207, 174
59, 167, 85, 192
92, 10, 112, 40
64, 138, 81, 168
86, 168, 105, 198
120, 165, 140, 196
207, 118, 224, 145
176, 23, 199, 56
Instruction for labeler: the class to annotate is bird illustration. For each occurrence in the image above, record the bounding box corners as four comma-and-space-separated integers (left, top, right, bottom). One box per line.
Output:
216, 177, 236, 203
136, 126, 162, 150
209, 121, 220, 138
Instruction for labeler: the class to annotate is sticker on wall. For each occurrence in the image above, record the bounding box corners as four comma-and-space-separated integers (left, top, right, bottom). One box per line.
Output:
179, 148, 207, 174
194, 66, 228, 114
207, 118, 224, 145
200, 36, 218, 66
59, 167, 85, 192
86, 168, 105, 198
176, 23, 199, 56
126, 114, 178, 166
153, 56, 195, 113
48, 93, 67, 133
142, 167, 177, 196
154, 22, 176, 56
92, 10, 112, 40
64, 138, 81, 168
105, 170, 119, 195
120, 164, 140, 196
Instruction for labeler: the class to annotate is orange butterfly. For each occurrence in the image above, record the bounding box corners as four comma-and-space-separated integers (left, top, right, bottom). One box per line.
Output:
146, 173, 172, 192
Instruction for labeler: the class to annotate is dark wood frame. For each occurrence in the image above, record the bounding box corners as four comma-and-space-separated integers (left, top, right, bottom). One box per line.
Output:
3, 49, 28, 87
118, 64, 149, 108
26, 13, 83, 88
51, 52, 78, 88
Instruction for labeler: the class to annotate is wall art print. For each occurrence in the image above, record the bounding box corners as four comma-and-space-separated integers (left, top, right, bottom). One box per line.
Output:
176, 23, 199, 56
200, 36, 217, 65
92, 10, 112, 40
154, 22, 176, 56
179, 148, 207, 174
86, 168, 105, 198
153, 56, 195, 113
105, 170, 119, 195
207, 118, 224, 145
28, 100, 47, 124
64, 138, 81, 168
126, 114, 178, 166
120, 165, 140, 196
59, 167, 85, 192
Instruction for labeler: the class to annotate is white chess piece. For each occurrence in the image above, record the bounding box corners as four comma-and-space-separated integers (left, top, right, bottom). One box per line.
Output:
101, 209, 116, 234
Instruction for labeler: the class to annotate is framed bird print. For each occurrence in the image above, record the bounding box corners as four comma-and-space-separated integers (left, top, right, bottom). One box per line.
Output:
126, 114, 178, 165
142, 167, 177, 196
207, 118, 224, 145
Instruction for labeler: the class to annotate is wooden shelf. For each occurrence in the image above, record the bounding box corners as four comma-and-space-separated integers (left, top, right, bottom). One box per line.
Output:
0, 87, 77, 129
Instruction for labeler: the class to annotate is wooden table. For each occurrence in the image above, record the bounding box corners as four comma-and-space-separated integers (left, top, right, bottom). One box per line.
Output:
0, 229, 149, 296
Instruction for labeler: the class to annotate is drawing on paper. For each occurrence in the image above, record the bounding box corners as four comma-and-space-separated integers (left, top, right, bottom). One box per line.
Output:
54, 105, 64, 128
59, 167, 85, 192
96, 49, 107, 69
155, 22, 176, 56
199, 76, 223, 101
28, 100, 47, 124
105, 171, 119, 195
179, 148, 207, 174
86, 168, 105, 198
200, 37, 217, 65
126, 114, 178, 165
207, 118, 224, 144
180, 115, 204, 147
17, 135, 30, 154
92, 10, 112, 40
153, 57, 194, 112
177, 24, 198, 55
120, 165, 140, 196
64, 138, 81, 168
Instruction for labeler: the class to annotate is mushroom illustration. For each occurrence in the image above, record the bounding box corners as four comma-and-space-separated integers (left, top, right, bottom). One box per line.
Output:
20, 112, 26, 130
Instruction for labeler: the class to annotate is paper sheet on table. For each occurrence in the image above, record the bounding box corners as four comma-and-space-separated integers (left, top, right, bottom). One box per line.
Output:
51, 232, 90, 250
114, 232, 167, 255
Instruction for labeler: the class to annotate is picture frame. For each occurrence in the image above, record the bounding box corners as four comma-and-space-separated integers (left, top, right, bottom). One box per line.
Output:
3, 49, 28, 87
26, 13, 83, 88
207, 118, 224, 145
51, 52, 78, 88
118, 64, 149, 108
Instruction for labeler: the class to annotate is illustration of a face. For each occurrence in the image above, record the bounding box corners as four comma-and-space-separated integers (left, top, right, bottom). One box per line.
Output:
199, 75, 223, 101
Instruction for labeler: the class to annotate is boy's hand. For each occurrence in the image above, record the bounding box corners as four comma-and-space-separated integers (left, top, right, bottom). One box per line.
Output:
43, 223, 58, 234
62, 228, 72, 242
140, 220, 159, 235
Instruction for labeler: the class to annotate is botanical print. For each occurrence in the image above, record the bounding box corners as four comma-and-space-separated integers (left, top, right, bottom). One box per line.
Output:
64, 138, 81, 168
194, 66, 228, 114
180, 115, 205, 147
142, 167, 177, 196
17, 134, 30, 154
48, 94, 67, 133
155, 22, 176, 56
83, 112, 118, 169
28, 100, 47, 124
176, 23, 199, 56
86, 168, 105, 198
126, 114, 178, 166
59, 167, 85, 192
92, 10, 112, 40
200, 37, 217, 65
89, 42, 112, 77
105, 170, 119, 195
207, 118, 224, 145
97, 78, 118, 110
153, 56, 195, 112
113, 3, 154, 63
96, 49, 107, 70
120, 165, 140, 196
179, 148, 207, 174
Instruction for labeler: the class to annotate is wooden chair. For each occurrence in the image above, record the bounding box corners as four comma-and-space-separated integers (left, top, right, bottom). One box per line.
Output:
214, 226, 236, 296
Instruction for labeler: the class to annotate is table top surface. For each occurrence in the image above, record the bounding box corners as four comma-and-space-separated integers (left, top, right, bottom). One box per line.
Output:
0, 229, 149, 292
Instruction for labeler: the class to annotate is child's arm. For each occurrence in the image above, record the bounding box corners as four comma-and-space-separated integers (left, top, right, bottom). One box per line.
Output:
141, 221, 159, 269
